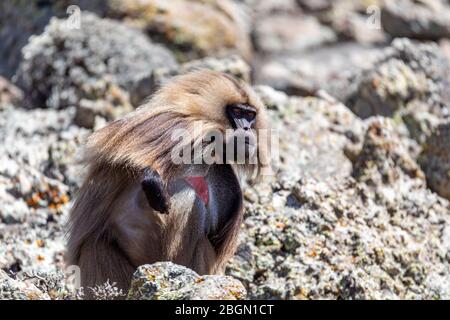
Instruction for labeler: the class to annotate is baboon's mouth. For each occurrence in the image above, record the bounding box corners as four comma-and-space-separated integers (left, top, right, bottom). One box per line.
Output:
184, 176, 209, 205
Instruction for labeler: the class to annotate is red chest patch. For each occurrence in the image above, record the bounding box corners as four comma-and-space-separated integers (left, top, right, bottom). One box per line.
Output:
184, 176, 209, 205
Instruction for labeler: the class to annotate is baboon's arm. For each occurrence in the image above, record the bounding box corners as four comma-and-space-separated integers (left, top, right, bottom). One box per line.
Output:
141, 169, 170, 214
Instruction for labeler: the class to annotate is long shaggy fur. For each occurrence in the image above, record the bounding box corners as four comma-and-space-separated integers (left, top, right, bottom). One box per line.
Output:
66, 70, 269, 296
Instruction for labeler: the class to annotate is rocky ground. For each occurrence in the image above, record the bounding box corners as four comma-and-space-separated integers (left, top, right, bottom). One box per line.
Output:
1, 0, 450, 300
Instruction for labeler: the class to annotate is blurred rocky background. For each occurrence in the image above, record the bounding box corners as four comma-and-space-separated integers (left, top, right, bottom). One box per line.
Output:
1, 0, 450, 299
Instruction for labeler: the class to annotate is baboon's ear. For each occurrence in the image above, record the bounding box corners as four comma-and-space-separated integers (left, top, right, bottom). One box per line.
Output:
141, 169, 170, 214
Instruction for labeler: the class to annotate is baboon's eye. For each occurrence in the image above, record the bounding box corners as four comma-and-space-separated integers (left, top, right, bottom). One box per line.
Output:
244, 111, 256, 121
232, 107, 242, 116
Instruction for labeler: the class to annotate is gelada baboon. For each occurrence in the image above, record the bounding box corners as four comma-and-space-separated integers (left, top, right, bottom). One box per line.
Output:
67, 70, 270, 296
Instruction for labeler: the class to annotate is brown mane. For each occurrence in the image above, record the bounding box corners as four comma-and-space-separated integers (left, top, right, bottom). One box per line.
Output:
82, 70, 269, 181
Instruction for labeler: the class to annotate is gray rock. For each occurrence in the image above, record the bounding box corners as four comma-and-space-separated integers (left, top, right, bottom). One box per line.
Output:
296, 0, 332, 12
245, 0, 300, 15
254, 43, 382, 96
316, 0, 387, 44
254, 14, 336, 54
15, 12, 177, 110
352, 117, 426, 188
127, 262, 246, 300
253, 86, 289, 111
226, 87, 450, 299
382, 0, 450, 40
229, 165, 450, 299
401, 101, 443, 144
419, 121, 450, 200
105, 0, 252, 61
254, 86, 364, 181
74, 94, 133, 129
0, 105, 84, 276
344, 38, 450, 119
0, 1, 58, 78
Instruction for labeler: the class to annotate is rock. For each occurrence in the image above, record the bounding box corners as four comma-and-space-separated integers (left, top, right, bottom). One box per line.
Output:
228, 167, 450, 299
344, 38, 450, 119
127, 262, 246, 300
0, 193, 29, 225
253, 86, 289, 111
401, 101, 443, 144
226, 85, 450, 299
296, 0, 332, 12
334, 12, 386, 44
254, 14, 336, 54
382, 0, 450, 40
253, 86, 364, 181
0, 270, 49, 300
0, 1, 97, 77
0, 1, 59, 78
317, 0, 387, 44
352, 118, 426, 189
15, 12, 177, 110
0, 105, 85, 276
246, 0, 300, 15
0, 76, 23, 108
73, 104, 97, 130
254, 43, 382, 96
106, 0, 252, 61
73, 86, 133, 129
419, 121, 450, 200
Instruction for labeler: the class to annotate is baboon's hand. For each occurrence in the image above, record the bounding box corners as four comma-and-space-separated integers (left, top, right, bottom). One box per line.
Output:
141, 169, 170, 214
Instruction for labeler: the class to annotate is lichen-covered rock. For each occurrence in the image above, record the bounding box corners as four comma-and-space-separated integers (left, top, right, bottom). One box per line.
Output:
344, 38, 450, 119
253, 86, 364, 181
382, 0, 450, 40
228, 167, 450, 299
352, 117, 425, 189
419, 121, 450, 200
225, 88, 450, 299
228, 171, 450, 299
0, 105, 85, 275
106, 0, 252, 61
0, 1, 110, 78
127, 263, 246, 300
72, 86, 132, 129
401, 101, 443, 144
15, 12, 177, 112
0, 270, 49, 300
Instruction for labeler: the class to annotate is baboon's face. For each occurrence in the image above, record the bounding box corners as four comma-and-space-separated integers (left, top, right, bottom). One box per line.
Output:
224, 103, 258, 163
